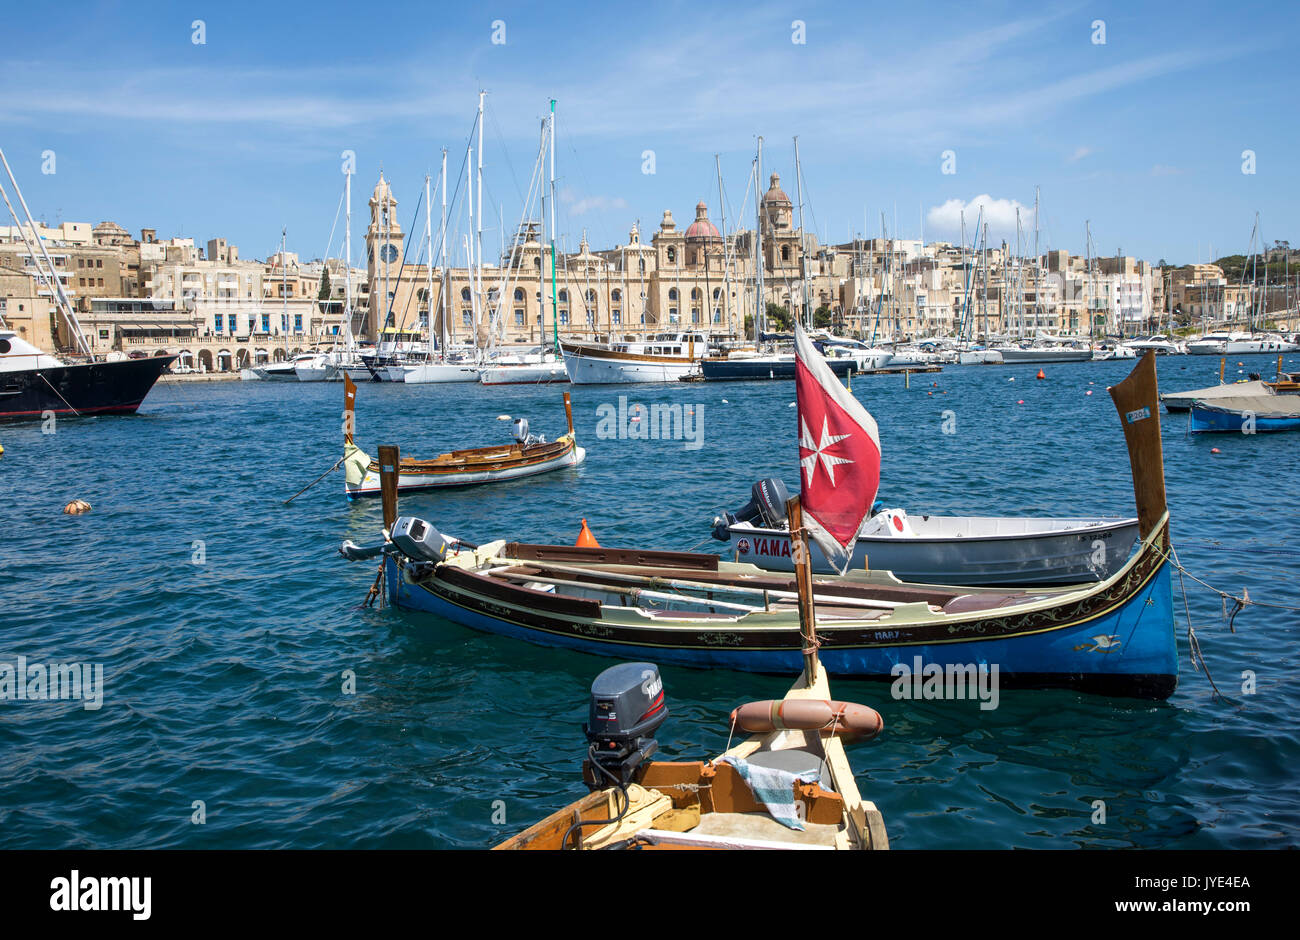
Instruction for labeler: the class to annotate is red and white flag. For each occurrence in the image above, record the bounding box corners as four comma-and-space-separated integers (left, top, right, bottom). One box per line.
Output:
793, 324, 882, 572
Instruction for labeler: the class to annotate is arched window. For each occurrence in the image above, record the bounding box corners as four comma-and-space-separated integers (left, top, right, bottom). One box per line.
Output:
668, 288, 678, 301
558, 289, 568, 302
691, 288, 702, 301
667, 247, 676, 263
712, 287, 722, 299
460, 287, 471, 302
514, 287, 525, 301
586, 289, 596, 302
638, 259, 646, 274
781, 245, 790, 262
611, 289, 622, 302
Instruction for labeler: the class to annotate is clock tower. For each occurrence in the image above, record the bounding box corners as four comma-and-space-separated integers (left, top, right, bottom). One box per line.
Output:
366, 173, 403, 337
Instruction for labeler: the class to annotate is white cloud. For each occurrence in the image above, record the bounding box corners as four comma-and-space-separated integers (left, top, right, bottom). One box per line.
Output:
926, 195, 1033, 243
1067, 146, 1094, 163
560, 189, 628, 216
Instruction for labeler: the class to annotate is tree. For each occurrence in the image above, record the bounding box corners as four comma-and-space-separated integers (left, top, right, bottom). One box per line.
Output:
743, 313, 754, 340
765, 302, 792, 332
813, 305, 833, 329
318, 267, 332, 301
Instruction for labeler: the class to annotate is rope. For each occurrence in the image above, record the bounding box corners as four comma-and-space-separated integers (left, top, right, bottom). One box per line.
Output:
1158, 542, 1300, 614
38, 372, 81, 417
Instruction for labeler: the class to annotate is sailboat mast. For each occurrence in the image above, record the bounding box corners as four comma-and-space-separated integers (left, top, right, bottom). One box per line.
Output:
754, 136, 764, 340
549, 99, 559, 355
715, 153, 732, 338
440, 148, 448, 355
424, 173, 433, 360
281, 227, 288, 354
0, 147, 91, 356
476, 90, 486, 345
793, 136, 809, 331
344, 164, 353, 349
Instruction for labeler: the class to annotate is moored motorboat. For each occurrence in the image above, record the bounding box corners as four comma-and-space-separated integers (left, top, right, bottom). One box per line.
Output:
561, 333, 710, 384
1187, 395, 1300, 433
339, 374, 584, 498
1160, 379, 1273, 413
0, 329, 175, 422
711, 480, 1139, 585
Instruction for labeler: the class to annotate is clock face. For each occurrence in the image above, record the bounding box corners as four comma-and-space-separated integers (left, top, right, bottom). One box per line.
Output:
379, 244, 399, 263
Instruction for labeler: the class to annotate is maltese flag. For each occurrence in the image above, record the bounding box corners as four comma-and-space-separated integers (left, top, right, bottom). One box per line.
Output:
793, 324, 881, 572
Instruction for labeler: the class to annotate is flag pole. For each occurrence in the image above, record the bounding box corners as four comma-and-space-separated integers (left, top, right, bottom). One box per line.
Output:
785, 494, 820, 685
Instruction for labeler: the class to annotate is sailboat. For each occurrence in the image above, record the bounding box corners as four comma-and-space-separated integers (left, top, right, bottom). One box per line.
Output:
0, 149, 174, 421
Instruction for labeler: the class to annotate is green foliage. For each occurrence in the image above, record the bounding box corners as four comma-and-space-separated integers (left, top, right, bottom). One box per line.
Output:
765, 302, 792, 331
318, 267, 332, 301
813, 305, 833, 329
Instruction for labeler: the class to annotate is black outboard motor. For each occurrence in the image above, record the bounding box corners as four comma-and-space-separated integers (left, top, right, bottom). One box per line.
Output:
584, 662, 668, 787
711, 478, 792, 540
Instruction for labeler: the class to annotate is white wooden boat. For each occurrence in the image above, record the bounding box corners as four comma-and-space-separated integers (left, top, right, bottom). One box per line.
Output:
712, 483, 1139, 585
341, 375, 583, 498
1161, 379, 1273, 413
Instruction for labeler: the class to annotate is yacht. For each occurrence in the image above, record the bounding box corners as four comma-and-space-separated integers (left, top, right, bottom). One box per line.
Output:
0, 329, 174, 422
561, 332, 710, 384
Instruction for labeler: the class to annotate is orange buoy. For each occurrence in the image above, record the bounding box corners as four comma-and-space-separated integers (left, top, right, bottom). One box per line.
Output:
1211, 447, 1221, 454
1036, 368, 1046, 380
1017, 399, 1025, 404
576, 518, 600, 547
63, 499, 92, 515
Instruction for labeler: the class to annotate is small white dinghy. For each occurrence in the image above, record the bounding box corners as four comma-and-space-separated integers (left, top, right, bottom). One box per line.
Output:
711, 479, 1139, 585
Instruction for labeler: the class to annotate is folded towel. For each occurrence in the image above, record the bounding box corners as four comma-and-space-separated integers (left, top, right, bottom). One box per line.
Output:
718, 755, 821, 831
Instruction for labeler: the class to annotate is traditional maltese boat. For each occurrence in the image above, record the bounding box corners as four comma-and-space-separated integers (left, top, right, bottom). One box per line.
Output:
347, 350, 1177, 698
340, 374, 584, 499
494, 658, 889, 850
711, 483, 1139, 585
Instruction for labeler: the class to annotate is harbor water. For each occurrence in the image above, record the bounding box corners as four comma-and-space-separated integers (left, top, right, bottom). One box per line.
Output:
1, 354, 1297, 849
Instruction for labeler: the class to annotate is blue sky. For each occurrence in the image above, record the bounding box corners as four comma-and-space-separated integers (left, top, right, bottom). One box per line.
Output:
1, 0, 1294, 266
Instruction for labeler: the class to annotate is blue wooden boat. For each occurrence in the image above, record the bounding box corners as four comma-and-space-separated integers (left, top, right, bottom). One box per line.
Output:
355, 354, 1177, 698
1188, 395, 1300, 433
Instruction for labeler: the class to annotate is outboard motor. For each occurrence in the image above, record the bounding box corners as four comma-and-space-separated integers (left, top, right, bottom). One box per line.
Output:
584, 662, 668, 787
390, 516, 458, 561
512, 416, 545, 447
711, 478, 791, 540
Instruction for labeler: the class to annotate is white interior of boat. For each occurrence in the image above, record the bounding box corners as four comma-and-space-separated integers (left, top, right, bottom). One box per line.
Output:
736, 511, 1136, 541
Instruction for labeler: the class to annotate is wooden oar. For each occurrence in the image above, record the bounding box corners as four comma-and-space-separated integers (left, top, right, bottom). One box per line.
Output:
283, 455, 346, 505
480, 556, 923, 612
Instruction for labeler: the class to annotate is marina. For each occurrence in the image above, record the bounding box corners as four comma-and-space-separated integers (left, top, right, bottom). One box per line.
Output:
0, 3, 1296, 890
2, 348, 1297, 853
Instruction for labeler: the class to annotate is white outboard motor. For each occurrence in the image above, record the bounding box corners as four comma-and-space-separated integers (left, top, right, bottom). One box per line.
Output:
512, 417, 545, 447
391, 516, 459, 561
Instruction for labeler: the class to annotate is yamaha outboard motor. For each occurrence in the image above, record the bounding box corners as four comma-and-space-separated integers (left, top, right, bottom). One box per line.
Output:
711, 477, 792, 541
584, 662, 668, 787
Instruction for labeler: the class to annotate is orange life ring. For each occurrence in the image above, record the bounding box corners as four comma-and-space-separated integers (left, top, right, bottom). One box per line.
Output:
729, 698, 883, 742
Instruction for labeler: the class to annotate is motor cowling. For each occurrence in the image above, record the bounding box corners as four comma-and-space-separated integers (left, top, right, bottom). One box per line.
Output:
711, 478, 791, 540
584, 662, 668, 787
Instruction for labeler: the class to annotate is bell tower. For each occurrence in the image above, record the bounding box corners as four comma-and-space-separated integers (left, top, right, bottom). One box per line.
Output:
365, 173, 403, 335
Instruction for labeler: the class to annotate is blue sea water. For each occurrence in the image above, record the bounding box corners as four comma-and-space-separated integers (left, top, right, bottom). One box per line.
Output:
0, 354, 1297, 849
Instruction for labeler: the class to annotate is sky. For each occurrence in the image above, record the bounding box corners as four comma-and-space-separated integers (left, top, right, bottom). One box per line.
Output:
1, 0, 1294, 268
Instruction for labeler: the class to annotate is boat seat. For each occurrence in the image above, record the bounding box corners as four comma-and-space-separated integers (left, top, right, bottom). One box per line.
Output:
745, 748, 829, 783
942, 592, 1029, 614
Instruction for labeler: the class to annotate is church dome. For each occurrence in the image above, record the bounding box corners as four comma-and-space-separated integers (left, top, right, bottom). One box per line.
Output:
684, 202, 721, 241
762, 173, 791, 205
